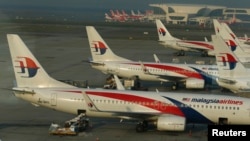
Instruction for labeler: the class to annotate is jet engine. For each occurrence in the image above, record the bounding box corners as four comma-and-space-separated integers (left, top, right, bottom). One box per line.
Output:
156, 114, 186, 131
185, 78, 205, 89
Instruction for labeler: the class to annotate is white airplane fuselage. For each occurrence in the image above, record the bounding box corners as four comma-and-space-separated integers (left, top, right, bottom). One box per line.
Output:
91, 61, 219, 88
159, 40, 196, 52
14, 87, 250, 125
8, 32, 250, 133
160, 40, 215, 56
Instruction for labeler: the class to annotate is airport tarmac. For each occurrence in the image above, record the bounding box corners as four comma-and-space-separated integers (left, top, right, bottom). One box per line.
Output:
0, 22, 249, 141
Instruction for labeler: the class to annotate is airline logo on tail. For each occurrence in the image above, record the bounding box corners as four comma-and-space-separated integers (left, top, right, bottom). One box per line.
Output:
15, 57, 39, 78
217, 53, 237, 70
226, 40, 237, 52
158, 28, 166, 36
92, 41, 107, 55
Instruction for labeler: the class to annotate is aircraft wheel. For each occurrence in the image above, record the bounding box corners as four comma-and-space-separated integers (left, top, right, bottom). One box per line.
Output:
180, 50, 185, 56
201, 51, 208, 57
172, 85, 177, 90
136, 121, 148, 132
171, 83, 178, 90
176, 52, 181, 56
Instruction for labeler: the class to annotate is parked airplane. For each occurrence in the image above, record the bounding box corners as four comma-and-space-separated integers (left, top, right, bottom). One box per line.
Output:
188, 16, 211, 27
104, 13, 113, 22
217, 14, 250, 25
212, 34, 250, 93
130, 10, 145, 21
7, 34, 250, 133
121, 10, 130, 19
155, 19, 215, 56
213, 19, 250, 63
108, 10, 127, 22
217, 14, 238, 25
238, 34, 250, 43
214, 19, 250, 48
86, 26, 219, 90
220, 22, 250, 52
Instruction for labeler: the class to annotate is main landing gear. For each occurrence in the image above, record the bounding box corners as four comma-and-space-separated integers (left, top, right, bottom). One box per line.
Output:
136, 121, 148, 132
175, 50, 185, 56
171, 82, 179, 90
201, 51, 209, 57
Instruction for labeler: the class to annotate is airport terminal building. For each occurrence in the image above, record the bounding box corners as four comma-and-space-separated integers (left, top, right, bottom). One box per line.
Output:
149, 3, 250, 25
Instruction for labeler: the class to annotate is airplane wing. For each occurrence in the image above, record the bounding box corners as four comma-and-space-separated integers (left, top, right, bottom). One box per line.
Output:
157, 75, 186, 82
82, 90, 161, 120
216, 77, 237, 85
138, 61, 188, 82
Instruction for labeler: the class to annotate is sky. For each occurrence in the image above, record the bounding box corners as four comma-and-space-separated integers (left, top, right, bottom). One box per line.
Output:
0, 0, 250, 10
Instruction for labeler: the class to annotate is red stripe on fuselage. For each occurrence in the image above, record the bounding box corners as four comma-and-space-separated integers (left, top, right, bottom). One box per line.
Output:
125, 63, 203, 79
182, 41, 214, 50
86, 91, 184, 116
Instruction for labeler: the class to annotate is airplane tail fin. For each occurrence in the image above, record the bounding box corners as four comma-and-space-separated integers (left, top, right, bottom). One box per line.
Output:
155, 19, 177, 41
221, 21, 241, 44
86, 26, 130, 62
231, 13, 236, 24
105, 13, 111, 19
7, 34, 75, 88
131, 10, 136, 16
212, 35, 248, 78
110, 10, 115, 17
213, 19, 237, 49
213, 19, 250, 61
213, 19, 221, 35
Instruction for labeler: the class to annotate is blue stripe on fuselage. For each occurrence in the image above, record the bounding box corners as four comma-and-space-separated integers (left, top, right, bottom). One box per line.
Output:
163, 96, 214, 124
190, 67, 218, 86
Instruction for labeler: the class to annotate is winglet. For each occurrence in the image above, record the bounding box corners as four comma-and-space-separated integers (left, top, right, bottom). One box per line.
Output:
139, 61, 150, 74
82, 91, 100, 112
204, 37, 208, 42
153, 54, 161, 63
113, 75, 125, 90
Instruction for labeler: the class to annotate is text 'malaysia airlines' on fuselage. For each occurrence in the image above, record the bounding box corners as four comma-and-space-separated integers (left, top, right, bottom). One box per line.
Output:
86, 26, 218, 90
212, 34, 250, 94
155, 19, 215, 57
7, 34, 250, 133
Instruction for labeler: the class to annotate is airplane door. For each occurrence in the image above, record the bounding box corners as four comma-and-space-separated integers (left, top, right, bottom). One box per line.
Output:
51, 93, 57, 106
